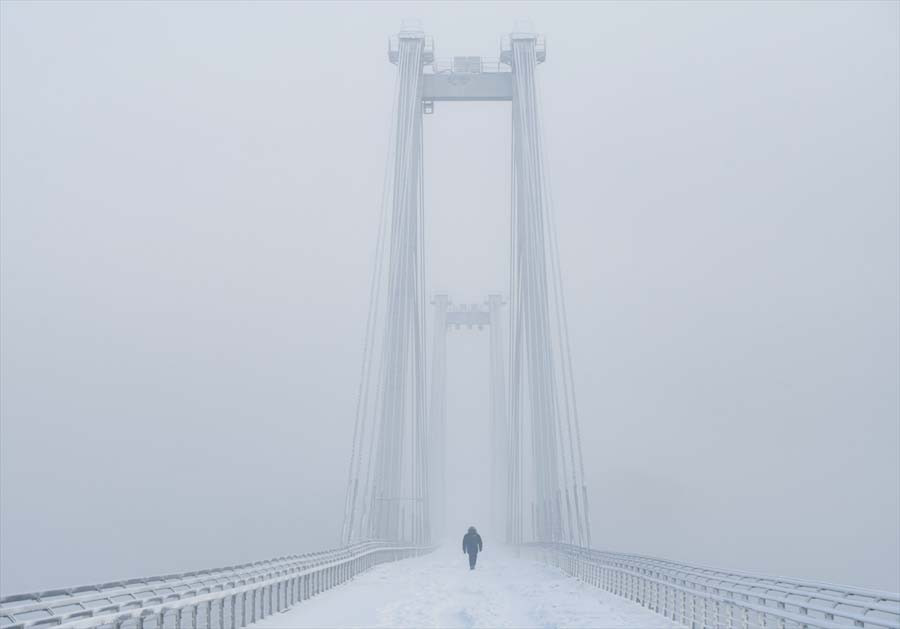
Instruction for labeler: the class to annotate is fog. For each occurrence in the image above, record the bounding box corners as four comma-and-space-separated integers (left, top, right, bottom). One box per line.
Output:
2, 1, 898, 595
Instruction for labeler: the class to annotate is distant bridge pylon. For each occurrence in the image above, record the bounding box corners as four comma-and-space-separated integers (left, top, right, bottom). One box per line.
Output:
427, 295, 507, 540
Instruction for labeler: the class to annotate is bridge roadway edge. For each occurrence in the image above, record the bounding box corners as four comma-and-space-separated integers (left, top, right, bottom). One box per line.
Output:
2, 542, 898, 629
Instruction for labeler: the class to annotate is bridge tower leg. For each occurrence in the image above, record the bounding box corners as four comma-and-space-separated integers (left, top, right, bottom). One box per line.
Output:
506, 30, 591, 546
487, 294, 508, 537
428, 294, 449, 541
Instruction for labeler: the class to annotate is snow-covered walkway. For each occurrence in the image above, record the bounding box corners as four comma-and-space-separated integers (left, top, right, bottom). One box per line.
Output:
254, 546, 683, 628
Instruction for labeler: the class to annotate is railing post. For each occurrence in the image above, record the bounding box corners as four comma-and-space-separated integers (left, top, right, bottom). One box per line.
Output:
668, 584, 673, 618
656, 580, 661, 613
703, 594, 711, 629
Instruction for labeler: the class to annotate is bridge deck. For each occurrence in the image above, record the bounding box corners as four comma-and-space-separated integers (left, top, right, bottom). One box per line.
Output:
253, 545, 681, 628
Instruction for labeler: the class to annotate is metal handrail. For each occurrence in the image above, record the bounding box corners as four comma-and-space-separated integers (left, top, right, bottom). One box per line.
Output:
526, 543, 900, 629
1, 542, 375, 615
1, 542, 433, 629
604, 553, 900, 615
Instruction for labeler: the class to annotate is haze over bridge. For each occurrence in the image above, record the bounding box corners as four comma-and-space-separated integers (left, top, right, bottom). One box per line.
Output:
2, 23, 898, 629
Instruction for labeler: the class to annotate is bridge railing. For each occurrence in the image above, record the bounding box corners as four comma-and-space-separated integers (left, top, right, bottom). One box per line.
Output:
0, 542, 432, 629
526, 542, 900, 629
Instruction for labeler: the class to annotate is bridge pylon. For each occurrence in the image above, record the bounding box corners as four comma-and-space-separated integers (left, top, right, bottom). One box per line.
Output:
427, 295, 508, 541
343, 23, 591, 549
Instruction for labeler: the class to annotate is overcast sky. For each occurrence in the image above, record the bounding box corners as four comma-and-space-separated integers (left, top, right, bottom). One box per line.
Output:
2, 0, 898, 595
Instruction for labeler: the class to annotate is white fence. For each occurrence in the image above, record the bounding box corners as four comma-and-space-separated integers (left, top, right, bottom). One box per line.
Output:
527, 543, 900, 629
0, 542, 431, 629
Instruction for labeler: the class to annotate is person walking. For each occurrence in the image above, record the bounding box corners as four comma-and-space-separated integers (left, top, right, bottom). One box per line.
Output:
462, 526, 483, 570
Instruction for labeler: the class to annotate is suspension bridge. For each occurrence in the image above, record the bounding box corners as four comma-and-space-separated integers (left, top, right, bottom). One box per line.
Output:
2, 24, 898, 629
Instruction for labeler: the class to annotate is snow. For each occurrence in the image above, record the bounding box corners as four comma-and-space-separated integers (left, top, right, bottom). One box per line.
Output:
254, 546, 684, 628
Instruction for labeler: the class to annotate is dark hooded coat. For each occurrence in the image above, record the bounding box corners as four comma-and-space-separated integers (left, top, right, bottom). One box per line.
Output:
462, 527, 483, 555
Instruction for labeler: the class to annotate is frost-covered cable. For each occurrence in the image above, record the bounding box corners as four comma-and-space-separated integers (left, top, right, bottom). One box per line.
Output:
342, 72, 401, 544
344, 32, 429, 545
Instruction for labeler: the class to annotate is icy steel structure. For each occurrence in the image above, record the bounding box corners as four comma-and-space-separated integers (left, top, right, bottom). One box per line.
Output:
0, 543, 430, 629
341, 21, 591, 551
529, 543, 900, 629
